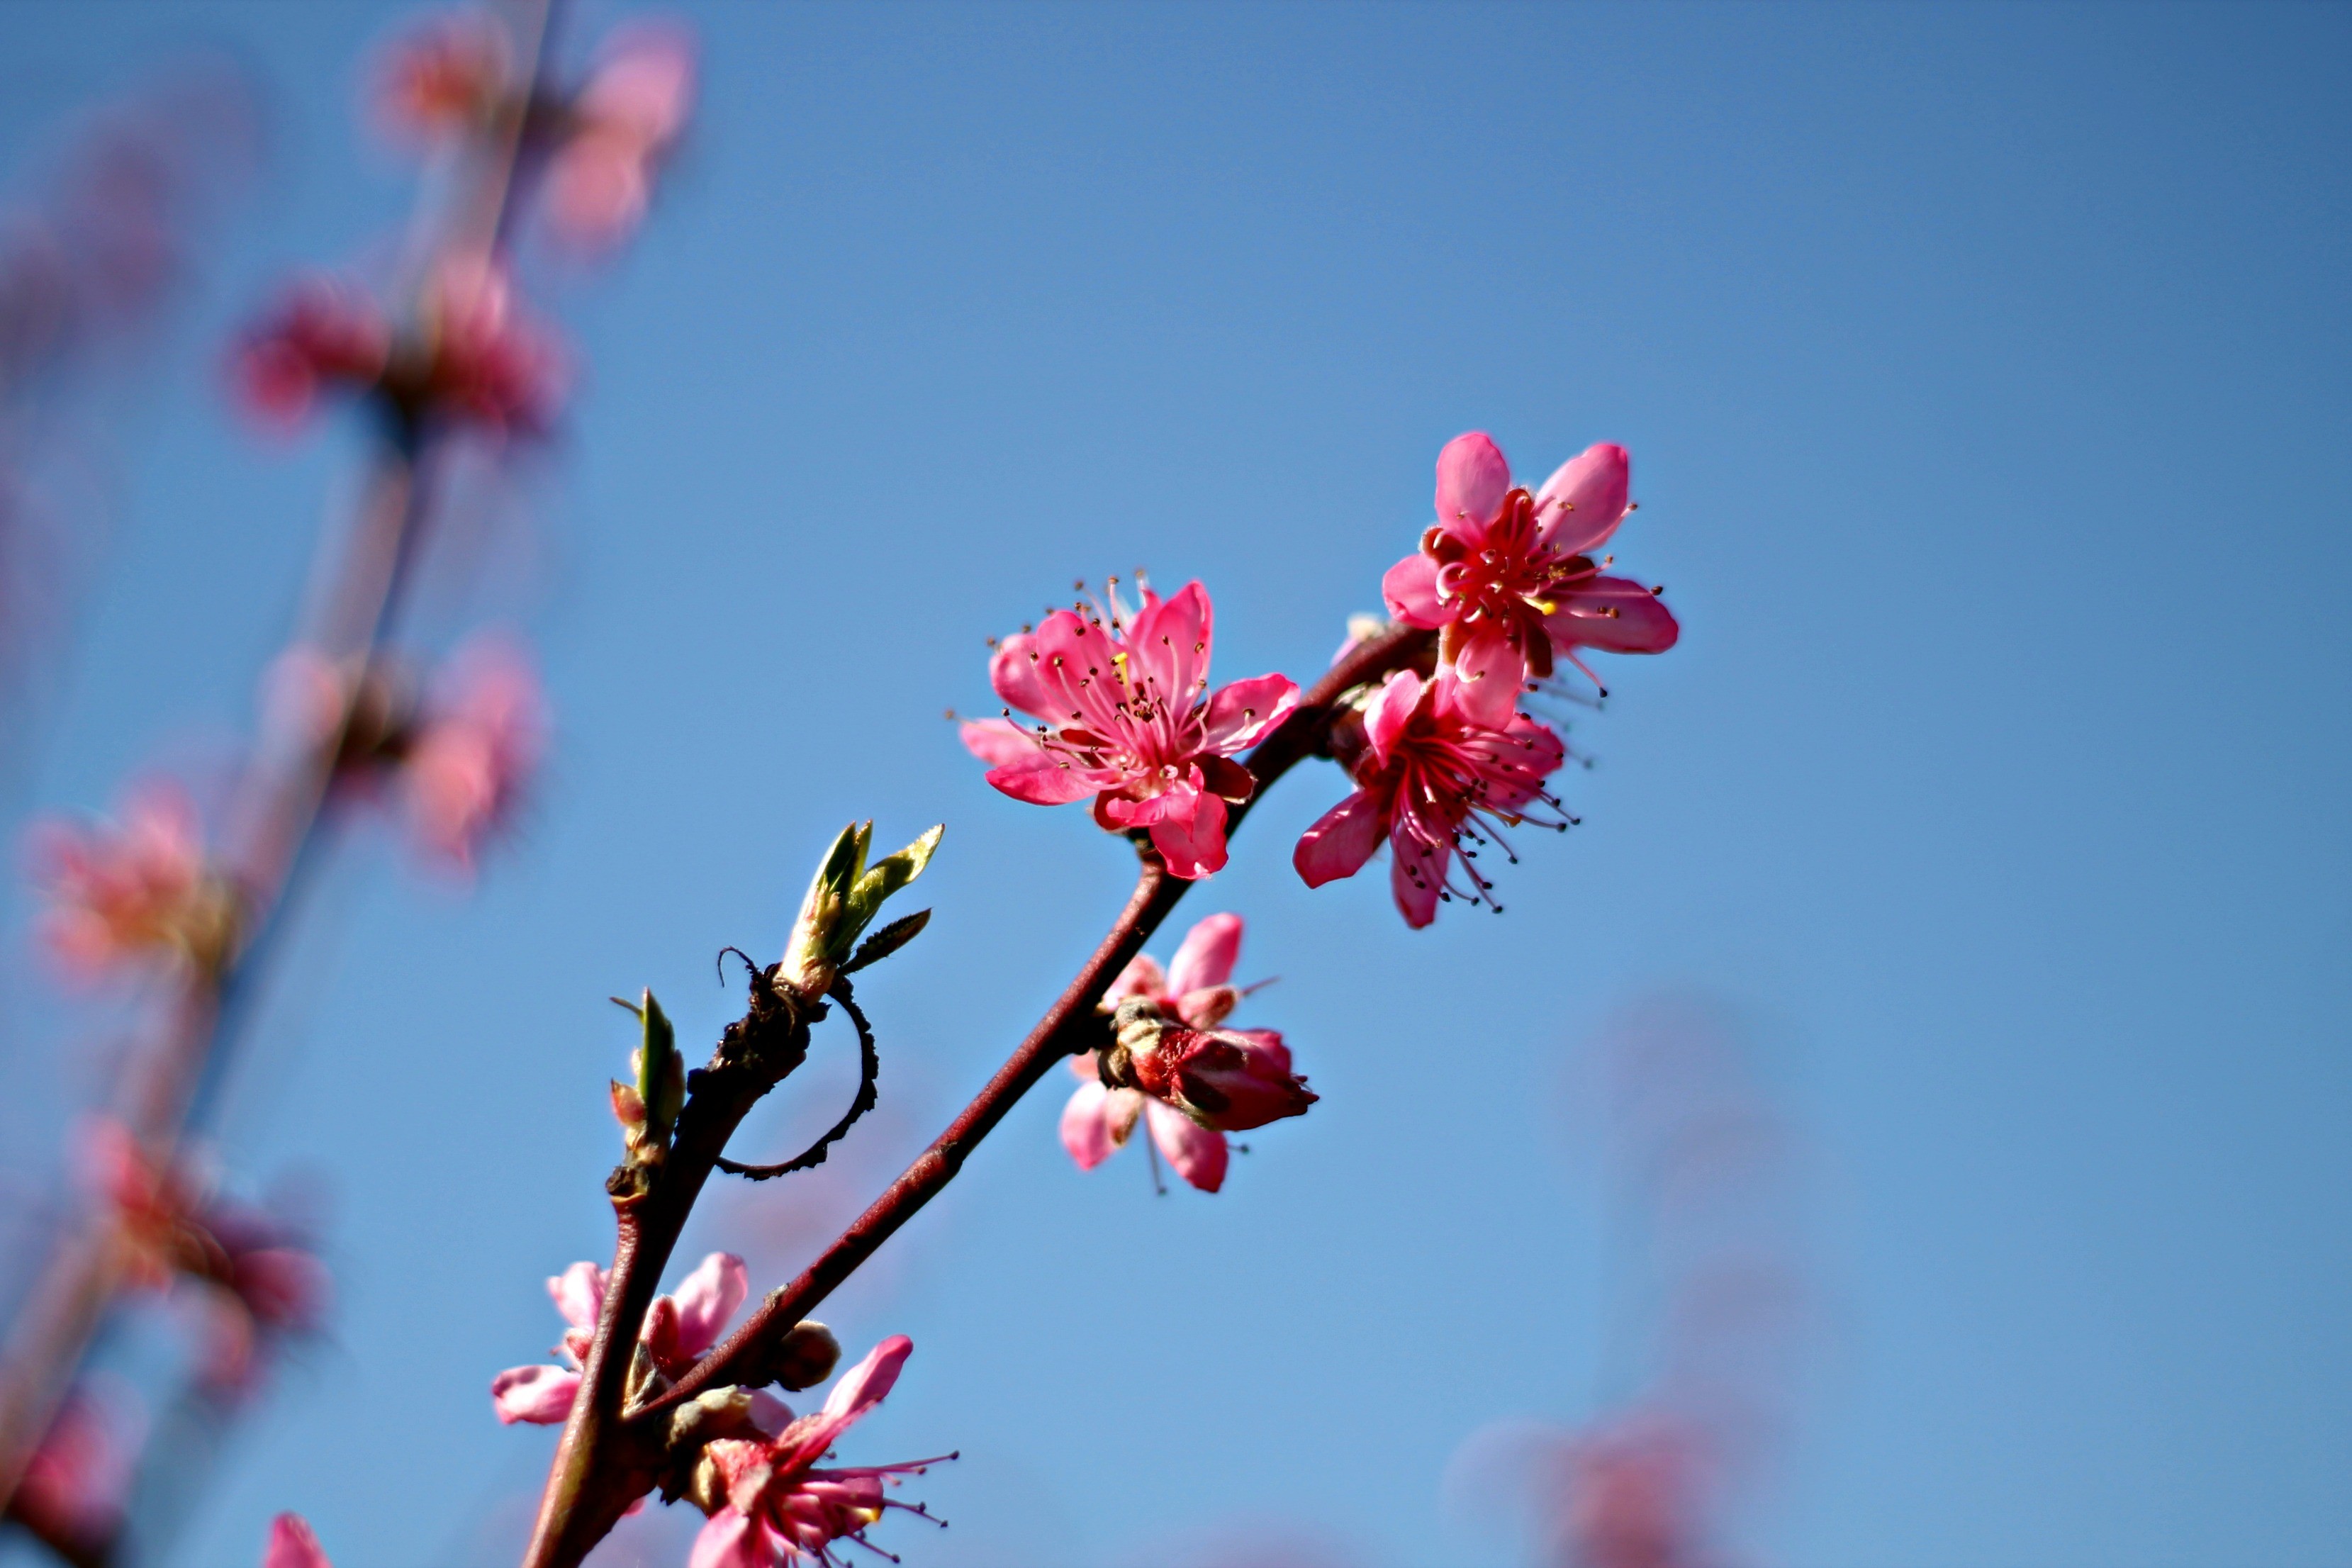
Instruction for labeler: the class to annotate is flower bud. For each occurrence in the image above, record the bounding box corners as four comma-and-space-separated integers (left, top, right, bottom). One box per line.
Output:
1129, 1024, 1317, 1133
764, 1319, 841, 1392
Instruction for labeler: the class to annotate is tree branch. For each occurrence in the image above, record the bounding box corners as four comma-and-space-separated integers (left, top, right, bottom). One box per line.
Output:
517, 621, 1433, 1568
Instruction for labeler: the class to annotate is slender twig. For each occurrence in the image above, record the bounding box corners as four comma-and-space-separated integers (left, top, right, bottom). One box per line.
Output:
0, 0, 559, 1513
715, 980, 881, 1180
515, 622, 1433, 1568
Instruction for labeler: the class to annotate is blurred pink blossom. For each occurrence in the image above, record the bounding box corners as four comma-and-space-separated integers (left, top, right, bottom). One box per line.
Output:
81, 1119, 330, 1390
230, 276, 391, 430
1293, 666, 1567, 926
962, 579, 1297, 879
1382, 432, 1676, 724
369, 13, 510, 147
401, 635, 546, 872
26, 780, 225, 980
542, 23, 697, 251
688, 1335, 950, 1568
11, 1385, 141, 1555
1555, 1414, 1716, 1568
491, 1252, 749, 1425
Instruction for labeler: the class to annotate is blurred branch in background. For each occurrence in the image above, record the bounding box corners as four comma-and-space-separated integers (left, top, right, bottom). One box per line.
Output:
0, 4, 698, 1560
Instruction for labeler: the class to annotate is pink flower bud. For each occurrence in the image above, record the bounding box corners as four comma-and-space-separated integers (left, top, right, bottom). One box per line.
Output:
1128, 1024, 1316, 1133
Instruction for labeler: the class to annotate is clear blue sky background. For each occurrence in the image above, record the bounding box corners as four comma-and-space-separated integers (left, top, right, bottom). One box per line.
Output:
1, 3, 2346, 1566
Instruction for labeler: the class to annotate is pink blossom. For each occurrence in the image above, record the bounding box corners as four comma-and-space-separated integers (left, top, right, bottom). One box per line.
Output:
961, 580, 1297, 880
1294, 667, 1567, 927
263, 1511, 334, 1568
230, 276, 391, 431
370, 14, 509, 146
27, 782, 223, 980
1062, 912, 1245, 1192
1382, 433, 1677, 727
492, 1252, 749, 1425
1062, 913, 1316, 1192
542, 23, 697, 250
401, 637, 546, 871
688, 1336, 950, 1568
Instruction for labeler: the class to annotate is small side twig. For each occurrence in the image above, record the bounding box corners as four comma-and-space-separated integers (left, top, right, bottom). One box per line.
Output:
714, 980, 880, 1181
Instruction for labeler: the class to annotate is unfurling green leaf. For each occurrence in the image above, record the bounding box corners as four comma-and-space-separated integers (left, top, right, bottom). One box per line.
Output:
841, 908, 931, 975
636, 988, 683, 1137
780, 821, 944, 995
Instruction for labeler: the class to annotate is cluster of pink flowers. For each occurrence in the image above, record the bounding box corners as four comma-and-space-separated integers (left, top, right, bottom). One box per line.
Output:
1061, 912, 1312, 1192
26, 782, 227, 982
84, 1120, 329, 1390
688, 1335, 951, 1568
232, 256, 564, 436
961, 432, 1676, 1197
961, 433, 1674, 928
490, 1257, 945, 1567
491, 1250, 749, 1424
1300, 433, 1673, 925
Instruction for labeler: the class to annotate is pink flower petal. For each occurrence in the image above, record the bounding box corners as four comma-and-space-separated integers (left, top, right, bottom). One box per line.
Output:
1363, 668, 1428, 765
986, 632, 1057, 722
265, 1512, 334, 1568
1545, 576, 1679, 656
1059, 1081, 1119, 1171
1165, 912, 1243, 995
1199, 672, 1299, 755
984, 754, 1114, 806
547, 1262, 606, 1330
1148, 789, 1229, 880
1294, 790, 1387, 887
688, 1508, 782, 1568
1389, 832, 1447, 929
491, 1363, 580, 1425
668, 1252, 749, 1358
1145, 1099, 1229, 1192
1128, 580, 1214, 713
1103, 953, 1168, 1004
1447, 625, 1526, 731
958, 717, 1037, 768
1435, 432, 1511, 536
1381, 551, 1446, 626
1531, 442, 1630, 557
1028, 609, 1129, 735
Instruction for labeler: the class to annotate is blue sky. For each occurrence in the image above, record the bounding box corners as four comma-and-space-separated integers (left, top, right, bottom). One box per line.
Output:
1, 2, 2346, 1565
